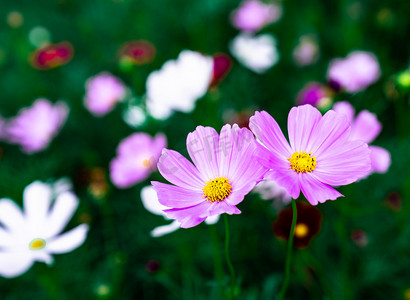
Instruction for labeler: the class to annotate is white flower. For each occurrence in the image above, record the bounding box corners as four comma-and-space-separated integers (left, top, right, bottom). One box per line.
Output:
0, 180, 89, 278
230, 33, 279, 74
145, 50, 214, 120
140, 186, 219, 237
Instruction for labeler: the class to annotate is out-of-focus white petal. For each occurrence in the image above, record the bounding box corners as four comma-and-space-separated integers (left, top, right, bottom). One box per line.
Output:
0, 198, 26, 234
53, 177, 73, 195
141, 186, 168, 217
151, 220, 181, 238
23, 181, 52, 235
43, 191, 79, 239
46, 224, 89, 254
204, 215, 220, 225
230, 33, 279, 74
0, 251, 35, 278
146, 50, 213, 120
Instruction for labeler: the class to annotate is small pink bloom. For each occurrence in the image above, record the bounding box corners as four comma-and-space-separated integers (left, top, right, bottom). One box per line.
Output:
5, 99, 68, 154
84, 72, 126, 117
231, 0, 282, 32
293, 35, 319, 67
210, 53, 232, 87
333, 101, 391, 176
250, 105, 371, 205
152, 124, 267, 228
110, 133, 166, 188
327, 51, 381, 93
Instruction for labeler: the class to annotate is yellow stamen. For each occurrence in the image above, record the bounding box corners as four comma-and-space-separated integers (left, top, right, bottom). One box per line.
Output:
288, 151, 316, 173
29, 238, 46, 250
203, 176, 232, 203
294, 223, 309, 238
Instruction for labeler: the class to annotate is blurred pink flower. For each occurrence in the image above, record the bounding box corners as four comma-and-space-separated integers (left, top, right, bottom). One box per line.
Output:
84, 72, 126, 117
296, 82, 333, 109
333, 101, 391, 176
231, 0, 282, 32
5, 99, 68, 154
110, 133, 167, 188
327, 51, 381, 93
293, 35, 319, 67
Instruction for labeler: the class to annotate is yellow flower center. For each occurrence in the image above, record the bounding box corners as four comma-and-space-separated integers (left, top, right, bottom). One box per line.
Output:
294, 223, 309, 238
203, 177, 232, 203
288, 151, 316, 173
29, 238, 46, 250
142, 158, 152, 168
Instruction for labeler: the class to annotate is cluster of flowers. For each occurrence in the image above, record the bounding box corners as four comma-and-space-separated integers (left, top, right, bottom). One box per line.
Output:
297, 51, 381, 109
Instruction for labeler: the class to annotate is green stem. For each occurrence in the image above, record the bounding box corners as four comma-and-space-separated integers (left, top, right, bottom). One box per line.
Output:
224, 214, 236, 299
278, 198, 297, 300
208, 224, 224, 285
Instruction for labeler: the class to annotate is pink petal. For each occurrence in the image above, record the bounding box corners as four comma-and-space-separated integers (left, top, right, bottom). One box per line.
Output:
308, 109, 351, 156
218, 124, 267, 190
164, 202, 210, 228
332, 101, 355, 124
255, 145, 300, 199
299, 173, 343, 205
369, 145, 391, 174
207, 201, 241, 216
186, 126, 219, 179
151, 181, 205, 208
351, 110, 381, 143
110, 156, 151, 188
249, 111, 293, 159
157, 149, 205, 190
287, 104, 322, 152
314, 140, 371, 185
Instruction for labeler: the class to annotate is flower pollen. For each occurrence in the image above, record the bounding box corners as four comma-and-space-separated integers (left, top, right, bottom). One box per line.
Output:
288, 151, 316, 173
294, 223, 309, 238
29, 238, 46, 250
203, 176, 232, 203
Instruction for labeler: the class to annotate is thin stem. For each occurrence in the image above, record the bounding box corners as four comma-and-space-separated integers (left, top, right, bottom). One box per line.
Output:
224, 214, 236, 299
278, 198, 297, 300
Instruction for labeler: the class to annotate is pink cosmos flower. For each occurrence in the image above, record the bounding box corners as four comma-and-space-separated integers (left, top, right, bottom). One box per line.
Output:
110, 133, 166, 188
152, 124, 267, 228
249, 104, 371, 205
333, 101, 391, 176
5, 99, 68, 154
327, 51, 381, 93
84, 72, 126, 117
292, 35, 319, 67
231, 0, 282, 32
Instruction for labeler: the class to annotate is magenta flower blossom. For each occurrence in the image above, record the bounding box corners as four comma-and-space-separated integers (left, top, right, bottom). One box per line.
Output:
333, 101, 391, 176
249, 104, 371, 205
327, 51, 381, 93
296, 82, 333, 109
110, 133, 166, 188
152, 124, 267, 228
231, 0, 282, 32
84, 72, 126, 117
5, 99, 68, 154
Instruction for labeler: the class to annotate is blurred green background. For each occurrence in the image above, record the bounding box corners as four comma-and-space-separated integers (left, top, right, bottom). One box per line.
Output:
0, 0, 410, 299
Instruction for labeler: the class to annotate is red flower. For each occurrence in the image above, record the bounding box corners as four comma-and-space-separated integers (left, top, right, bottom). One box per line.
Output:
30, 42, 73, 70
210, 53, 232, 87
118, 40, 156, 65
273, 201, 322, 249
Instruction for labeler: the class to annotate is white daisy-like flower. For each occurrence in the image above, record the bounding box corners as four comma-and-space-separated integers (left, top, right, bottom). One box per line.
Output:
230, 33, 279, 74
140, 186, 219, 237
145, 50, 214, 120
0, 180, 89, 278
